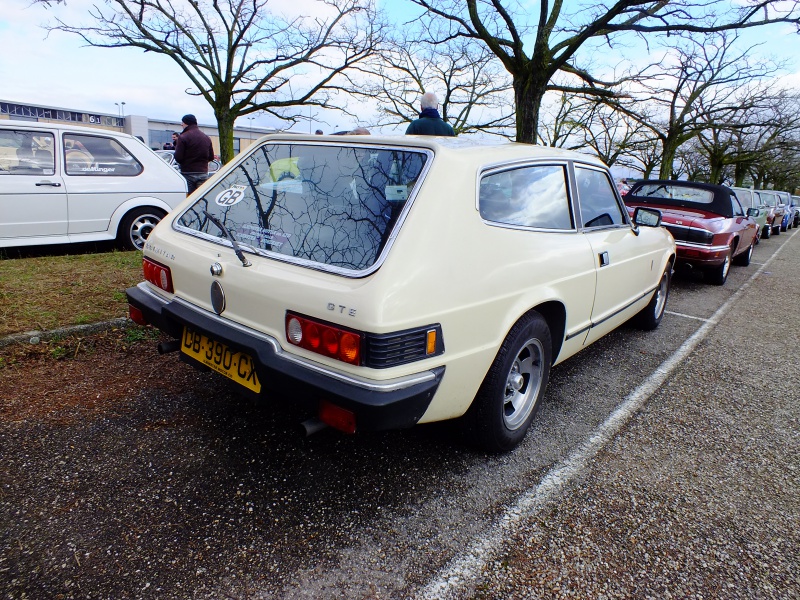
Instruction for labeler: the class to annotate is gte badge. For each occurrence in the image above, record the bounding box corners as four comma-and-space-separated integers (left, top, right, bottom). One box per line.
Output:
215, 185, 247, 207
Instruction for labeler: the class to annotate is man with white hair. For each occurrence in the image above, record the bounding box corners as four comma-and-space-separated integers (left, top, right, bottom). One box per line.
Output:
405, 92, 456, 136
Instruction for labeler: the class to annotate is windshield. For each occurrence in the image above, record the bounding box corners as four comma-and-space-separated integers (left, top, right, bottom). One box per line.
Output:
176, 142, 429, 274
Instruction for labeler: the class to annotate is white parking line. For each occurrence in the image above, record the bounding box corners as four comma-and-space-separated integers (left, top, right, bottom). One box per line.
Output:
418, 234, 792, 600
665, 310, 713, 323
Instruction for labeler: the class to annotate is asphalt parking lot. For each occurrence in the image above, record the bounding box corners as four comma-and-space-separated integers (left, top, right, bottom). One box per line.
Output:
1, 231, 798, 599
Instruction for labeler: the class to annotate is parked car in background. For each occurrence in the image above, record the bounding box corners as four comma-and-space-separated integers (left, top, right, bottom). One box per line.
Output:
0, 120, 187, 250
731, 186, 768, 243
757, 190, 786, 236
155, 149, 221, 174
793, 196, 800, 228
127, 135, 675, 452
624, 180, 757, 285
775, 191, 795, 231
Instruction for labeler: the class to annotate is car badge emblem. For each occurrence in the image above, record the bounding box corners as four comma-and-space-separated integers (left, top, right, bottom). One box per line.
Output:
210, 280, 226, 315
676, 220, 683, 225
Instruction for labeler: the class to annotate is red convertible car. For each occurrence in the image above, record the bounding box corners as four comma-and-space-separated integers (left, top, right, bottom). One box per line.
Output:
624, 180, 758, 285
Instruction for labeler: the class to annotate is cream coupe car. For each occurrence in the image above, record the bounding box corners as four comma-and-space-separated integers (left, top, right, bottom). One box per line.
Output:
126, 134, 676, 452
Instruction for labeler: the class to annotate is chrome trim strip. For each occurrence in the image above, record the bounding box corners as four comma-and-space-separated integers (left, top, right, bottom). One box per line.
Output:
564, 282, 658, 340
141, 284, 439, 393
675, 241, 730, 252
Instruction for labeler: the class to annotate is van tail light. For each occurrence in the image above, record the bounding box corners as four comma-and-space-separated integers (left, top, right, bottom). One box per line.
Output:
286, 312, 362, 365
319, 400, 357, 434
128, 305, 148, 326
142, 257, 174, 293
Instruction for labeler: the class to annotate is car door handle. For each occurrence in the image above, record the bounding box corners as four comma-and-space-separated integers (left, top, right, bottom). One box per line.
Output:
35, 181, 62, 187
599, 251, 610, 267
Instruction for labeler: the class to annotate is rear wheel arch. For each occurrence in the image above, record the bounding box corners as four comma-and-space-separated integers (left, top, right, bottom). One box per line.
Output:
527, 301, 565, 364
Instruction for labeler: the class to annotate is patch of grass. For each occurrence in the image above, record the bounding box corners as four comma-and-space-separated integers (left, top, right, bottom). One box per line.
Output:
0, 250, 143, 337
123, 325, 160, 343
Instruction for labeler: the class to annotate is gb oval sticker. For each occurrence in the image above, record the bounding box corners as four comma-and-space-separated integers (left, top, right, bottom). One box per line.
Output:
215, 185, 247, 207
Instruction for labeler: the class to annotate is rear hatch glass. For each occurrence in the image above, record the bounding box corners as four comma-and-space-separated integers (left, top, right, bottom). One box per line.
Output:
175, 142, 429, 275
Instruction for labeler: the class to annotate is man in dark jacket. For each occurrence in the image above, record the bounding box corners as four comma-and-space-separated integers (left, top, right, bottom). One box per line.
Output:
174, 114, 215, 194
405, 92, 456, 136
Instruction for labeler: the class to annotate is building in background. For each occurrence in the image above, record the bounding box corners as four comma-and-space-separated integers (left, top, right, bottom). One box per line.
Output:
0, 100, 271, 158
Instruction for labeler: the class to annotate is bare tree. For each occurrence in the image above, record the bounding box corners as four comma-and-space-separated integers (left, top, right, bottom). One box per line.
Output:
577, 99, 653, 168
349, 28, 515, 136
47, 0, 382, 162
408, 0, 800, 144
619, 32, 782, 179
535, 92, 591, 149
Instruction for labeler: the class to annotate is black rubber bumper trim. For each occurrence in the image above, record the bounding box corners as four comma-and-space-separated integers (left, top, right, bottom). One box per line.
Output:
126, 285, 444, 431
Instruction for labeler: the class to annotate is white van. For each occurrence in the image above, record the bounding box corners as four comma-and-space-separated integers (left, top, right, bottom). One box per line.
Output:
0, 120, 187, 250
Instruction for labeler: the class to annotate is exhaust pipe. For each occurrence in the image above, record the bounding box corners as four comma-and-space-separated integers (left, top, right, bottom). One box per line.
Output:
157, 339, 181, 355
300, 417, 328, 437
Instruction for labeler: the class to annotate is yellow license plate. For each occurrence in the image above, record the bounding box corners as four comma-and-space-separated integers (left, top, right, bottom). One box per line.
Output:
181, 327, 261, 393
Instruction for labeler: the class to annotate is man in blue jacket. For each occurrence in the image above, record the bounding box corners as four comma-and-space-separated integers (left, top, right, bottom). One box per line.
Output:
405, 92, 456, 136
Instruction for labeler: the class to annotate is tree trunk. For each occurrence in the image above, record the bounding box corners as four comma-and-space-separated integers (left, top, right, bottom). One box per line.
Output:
513, 72, 547, 144
658, 137, 680, 180
214, 105, 236, 165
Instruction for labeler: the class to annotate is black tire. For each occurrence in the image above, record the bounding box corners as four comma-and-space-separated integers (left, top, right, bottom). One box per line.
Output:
118, 207, 167, 251
634, 265, 671, 330
763, 224, 771, 240
707, 245, 732, 285
733, 238, 754, 266
773, 224, 781, 236
462, 312, 552, 453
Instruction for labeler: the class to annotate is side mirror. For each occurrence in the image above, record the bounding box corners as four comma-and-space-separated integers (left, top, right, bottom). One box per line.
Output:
633, 206, 662, 228
747, 207, 760, 218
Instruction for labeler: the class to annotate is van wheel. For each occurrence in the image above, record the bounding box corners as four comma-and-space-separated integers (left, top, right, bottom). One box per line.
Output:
763, 225, 771, 240
118, 207, 166, 251
634, 265, 671, 330
462, 312, 551, 453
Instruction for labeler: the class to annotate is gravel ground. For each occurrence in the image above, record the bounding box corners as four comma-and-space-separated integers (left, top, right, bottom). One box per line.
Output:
1, 236, 798, 599
467, 236, 800, 598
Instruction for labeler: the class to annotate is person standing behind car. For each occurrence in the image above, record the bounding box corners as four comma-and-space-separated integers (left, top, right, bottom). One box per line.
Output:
405, 92, 456, 136
174, 114, 214, 195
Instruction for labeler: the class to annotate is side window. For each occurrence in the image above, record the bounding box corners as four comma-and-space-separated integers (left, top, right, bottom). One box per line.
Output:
63, 134, 143, 176
575, 166, 626, 228
0, 129, 55, 176
732, 195, 744, 217
479, 164, 573, 230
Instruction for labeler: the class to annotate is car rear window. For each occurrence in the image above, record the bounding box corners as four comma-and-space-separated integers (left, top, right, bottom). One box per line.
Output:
634, 183, 714, 204
176, 142, 429, 273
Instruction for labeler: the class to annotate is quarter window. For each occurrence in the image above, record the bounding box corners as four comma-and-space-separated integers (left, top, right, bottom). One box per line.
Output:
575, 166, 626, 228
479, 165, 573, 230
63, 134, 143, 176
0, 129, 55, 175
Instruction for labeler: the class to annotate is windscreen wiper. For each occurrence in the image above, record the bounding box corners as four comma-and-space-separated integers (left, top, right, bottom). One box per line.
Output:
203, 210, 252, 267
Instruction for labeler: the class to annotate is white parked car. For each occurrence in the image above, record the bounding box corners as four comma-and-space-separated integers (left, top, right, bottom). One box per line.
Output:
0, 120, 187, 250
155, 149, 221, 174
127, 134, 675, 452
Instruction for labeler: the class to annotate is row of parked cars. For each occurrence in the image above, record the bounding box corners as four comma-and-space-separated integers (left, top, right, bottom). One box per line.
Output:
622, 180, 798, 286
1, 118, 794, 452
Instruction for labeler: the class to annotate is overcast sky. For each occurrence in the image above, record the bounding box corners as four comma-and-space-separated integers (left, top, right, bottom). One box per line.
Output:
1, 0, 798, 135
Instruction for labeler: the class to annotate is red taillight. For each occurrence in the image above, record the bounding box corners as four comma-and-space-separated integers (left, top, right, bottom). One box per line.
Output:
319, 400, 357, 434
285, 313, 362, 365
128, 304, 148, 326
142, 257, 174, 293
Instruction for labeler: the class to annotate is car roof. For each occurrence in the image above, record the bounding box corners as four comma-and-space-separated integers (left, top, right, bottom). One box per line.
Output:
626, 179, 737, 218
1, 118, 136, 141
258, 133, 609, 169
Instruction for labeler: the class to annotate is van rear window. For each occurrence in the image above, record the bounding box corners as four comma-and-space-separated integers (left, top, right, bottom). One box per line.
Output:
177, 143, 428, 273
